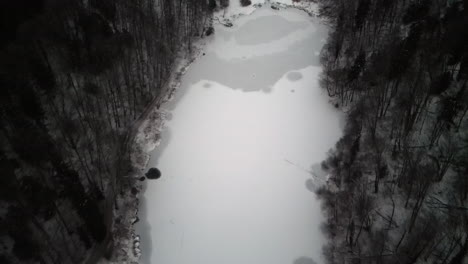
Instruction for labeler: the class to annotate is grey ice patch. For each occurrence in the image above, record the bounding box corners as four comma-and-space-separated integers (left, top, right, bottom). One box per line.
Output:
287, 71, 303, 82
234, 15, 307, 45
262, 87, 272, 93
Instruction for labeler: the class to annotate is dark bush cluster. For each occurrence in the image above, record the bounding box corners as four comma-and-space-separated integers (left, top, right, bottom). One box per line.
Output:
240, 0, 252, 7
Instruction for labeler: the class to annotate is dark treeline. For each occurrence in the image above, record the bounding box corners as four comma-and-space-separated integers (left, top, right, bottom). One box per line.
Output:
0, 0, 211, 263
317, 0, 468, 263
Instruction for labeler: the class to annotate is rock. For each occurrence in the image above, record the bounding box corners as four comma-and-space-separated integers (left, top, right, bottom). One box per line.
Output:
224, 22, 233, 27
271, 5, 280, 10
131, 187, 138, 195
145, 167, 162, 180
139, 176, 146, 181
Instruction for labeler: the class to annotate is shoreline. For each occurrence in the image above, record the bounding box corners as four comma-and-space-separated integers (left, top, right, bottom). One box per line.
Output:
97, 35, 211, 264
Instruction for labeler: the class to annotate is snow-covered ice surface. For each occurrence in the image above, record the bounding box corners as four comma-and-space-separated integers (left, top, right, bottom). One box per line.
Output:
136, 5, 343, 264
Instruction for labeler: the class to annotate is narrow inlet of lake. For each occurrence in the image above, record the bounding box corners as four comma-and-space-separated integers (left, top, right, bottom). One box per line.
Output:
136, 6, 343, 264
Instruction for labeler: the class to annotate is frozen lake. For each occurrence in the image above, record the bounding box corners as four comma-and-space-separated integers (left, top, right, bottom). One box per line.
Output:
137, 6, 342, 264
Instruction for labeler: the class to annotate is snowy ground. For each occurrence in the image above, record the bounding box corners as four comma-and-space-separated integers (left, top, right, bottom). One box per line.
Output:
135, 3, 343, 264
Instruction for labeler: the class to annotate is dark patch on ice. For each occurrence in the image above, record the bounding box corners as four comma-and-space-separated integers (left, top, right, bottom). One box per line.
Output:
287, 71, 303, 82
203, 82, 212, 88
305, 179, 316, 192
294, 257, 318, 264
291, 89, 295, 93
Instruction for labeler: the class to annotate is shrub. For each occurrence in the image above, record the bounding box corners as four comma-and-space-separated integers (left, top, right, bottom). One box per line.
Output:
240, 0, 251, 6
146, 167, 162, 179
205, 26, 214, 36
220, 0, 229, 8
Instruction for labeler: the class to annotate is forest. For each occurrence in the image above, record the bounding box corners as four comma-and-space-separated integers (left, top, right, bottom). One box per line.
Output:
317, 0, 468, 263
0, 0, 211, 263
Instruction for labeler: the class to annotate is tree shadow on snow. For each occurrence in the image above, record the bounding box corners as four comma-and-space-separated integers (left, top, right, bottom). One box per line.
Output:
294, 256, 318, 264
304, 162, 327, 193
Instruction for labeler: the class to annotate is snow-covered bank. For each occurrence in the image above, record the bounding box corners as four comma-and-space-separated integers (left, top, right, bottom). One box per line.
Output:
136, 3, 343, 264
